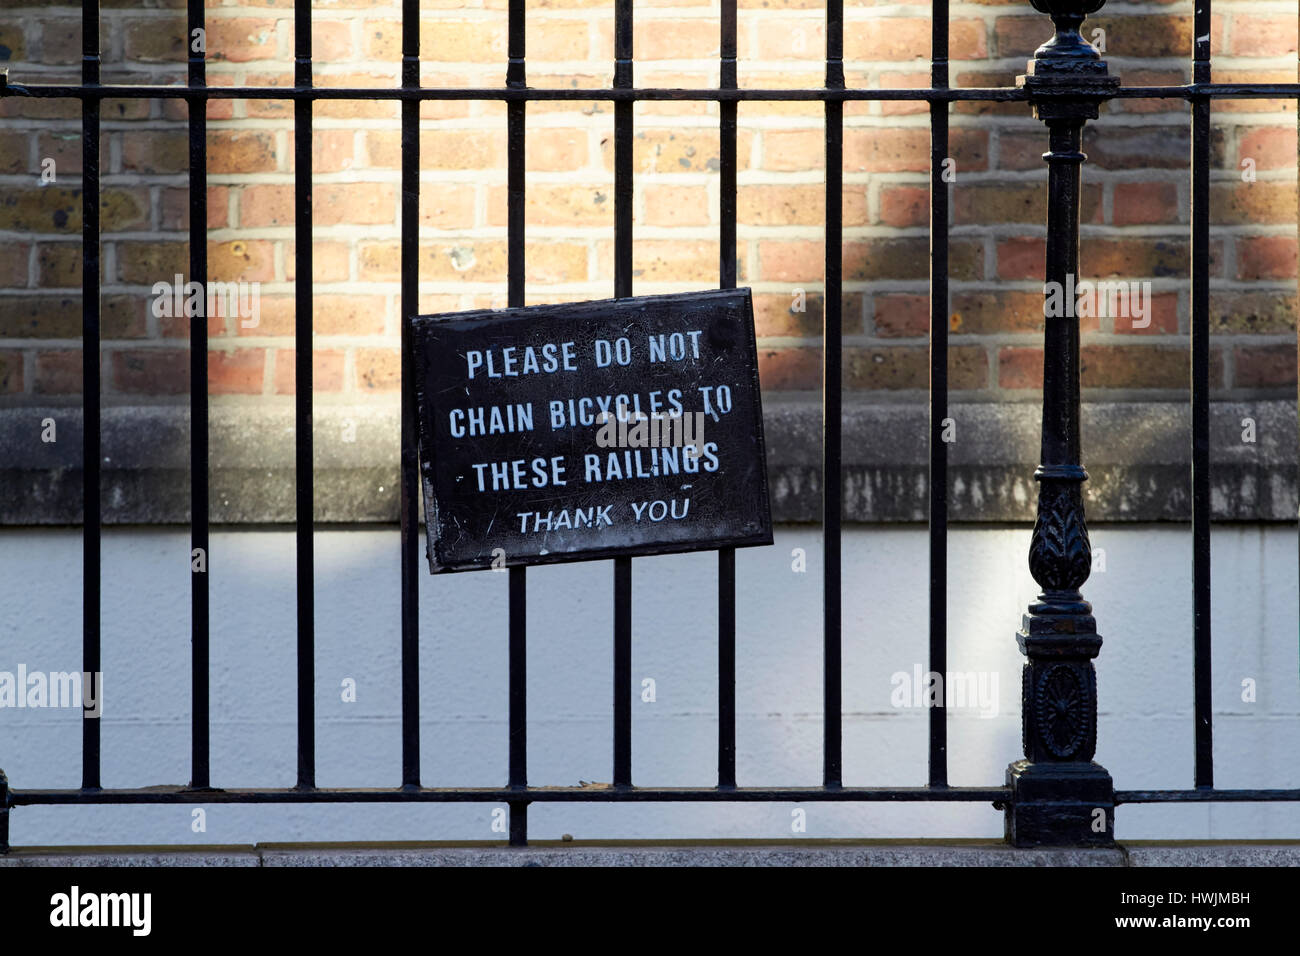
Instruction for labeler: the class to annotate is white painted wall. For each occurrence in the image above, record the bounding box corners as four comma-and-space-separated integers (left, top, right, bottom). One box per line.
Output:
1, 524, 1297, 846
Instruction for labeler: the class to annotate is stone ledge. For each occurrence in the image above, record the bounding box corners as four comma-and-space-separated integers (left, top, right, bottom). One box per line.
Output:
0, 400, 1294, 524
1, 840, 1298, 866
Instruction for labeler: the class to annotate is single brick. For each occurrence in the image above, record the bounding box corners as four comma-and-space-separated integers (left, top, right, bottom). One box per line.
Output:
36, 243, 81, 288
509, 185, 612, 227
760, 129, 824, 172
844, 238, 982, 282
102, 294, 152, 339
1210, 183, 1296, 225
753, 292, 860, 338
873, 294, 930, 338
845, 19, 932, 61
533, 20, 594, 61
421, 130, 507, 170
640, 185, 711, 227
207, 131, 278, 174
604, 129, 736, 174
878, 186, 928, 227
310, 20, 354, 62
208, 349, 268, 395
1237, 237, 1297, 280
239, 185, 296, 228
1230, 16, 1297, 57
421, 21, 507, 63
207, 18, 279, 63
954, 184, 1045, 224
356, 347, 401, 392
0, 242, 30, 286
845, 345, 988, 390
631, 241, 724, 283
0, 351, 23, 394
1080, 345, 1208, 390
34, 349, 83, 395
1081, 238, 1189, 279
37, 132, 83, 176
423, 185, 478, 230
759, 240, 825, 283
998, 347, 1043, 390
1083, 126, 1189, 170
102, 189, 151, 233
313, 295, 388, 336
738, 184, 823, 226
0, 296, 85, 338
525, 129, 588, 172
116, 242, 189, 284
1237, 126, 1297, 171
1114, 182, 1180, 226
1235, 345, 1297, 388
298, 130, 357, 173
123, 19, 187, 62
757, 347, 820, 391
950, 291, 1047, 335
0, 22, 27, 62
0, 132, 27, 174
843, 127, 929, 173
1210, 291, 1296, 333
208, 240, 276, 283
996, 237, 1043, 280
0, 186, 82, 234
751, 19, 824, 60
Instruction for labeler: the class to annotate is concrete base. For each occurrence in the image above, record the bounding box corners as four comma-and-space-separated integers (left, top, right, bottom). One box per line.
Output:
1, 841, 1298, 866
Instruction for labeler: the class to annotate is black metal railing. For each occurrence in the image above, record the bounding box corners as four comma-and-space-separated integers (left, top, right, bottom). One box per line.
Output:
1, 0, 1298, 850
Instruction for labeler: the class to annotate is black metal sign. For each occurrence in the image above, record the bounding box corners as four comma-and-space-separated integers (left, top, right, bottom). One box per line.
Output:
410, 288, 773, 572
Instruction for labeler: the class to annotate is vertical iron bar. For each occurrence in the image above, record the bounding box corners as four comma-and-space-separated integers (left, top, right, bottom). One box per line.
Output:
507, 567, 527, 843
506, 0, 529, 845
1191, 0, 1213, 790
612, 0, 634, 789
927, 0, 949, 789
822, 0, 844, 790
187, 0, 209, 790
0, 770, 8, 852
81, 0, 101, 793
717, 0, 738, 790
400, 0, 422, 789
294, 0, 315, 791
613, 557, 632, 786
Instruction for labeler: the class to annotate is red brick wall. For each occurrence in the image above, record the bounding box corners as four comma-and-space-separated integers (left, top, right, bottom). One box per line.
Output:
0, 0, 1295, 404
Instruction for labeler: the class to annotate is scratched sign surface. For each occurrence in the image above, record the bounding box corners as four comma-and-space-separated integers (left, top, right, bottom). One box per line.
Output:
410, 288, 773, 572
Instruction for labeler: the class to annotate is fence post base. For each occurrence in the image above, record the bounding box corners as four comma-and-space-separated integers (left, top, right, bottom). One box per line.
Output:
1005, 760, 1114, 848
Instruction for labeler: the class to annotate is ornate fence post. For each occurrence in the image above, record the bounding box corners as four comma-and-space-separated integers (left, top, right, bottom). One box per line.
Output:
1005, 0, 1119, 847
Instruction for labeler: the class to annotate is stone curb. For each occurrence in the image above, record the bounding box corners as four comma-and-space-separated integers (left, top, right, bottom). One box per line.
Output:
2, 842, 1298, 866
0, 400, 1295, 523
